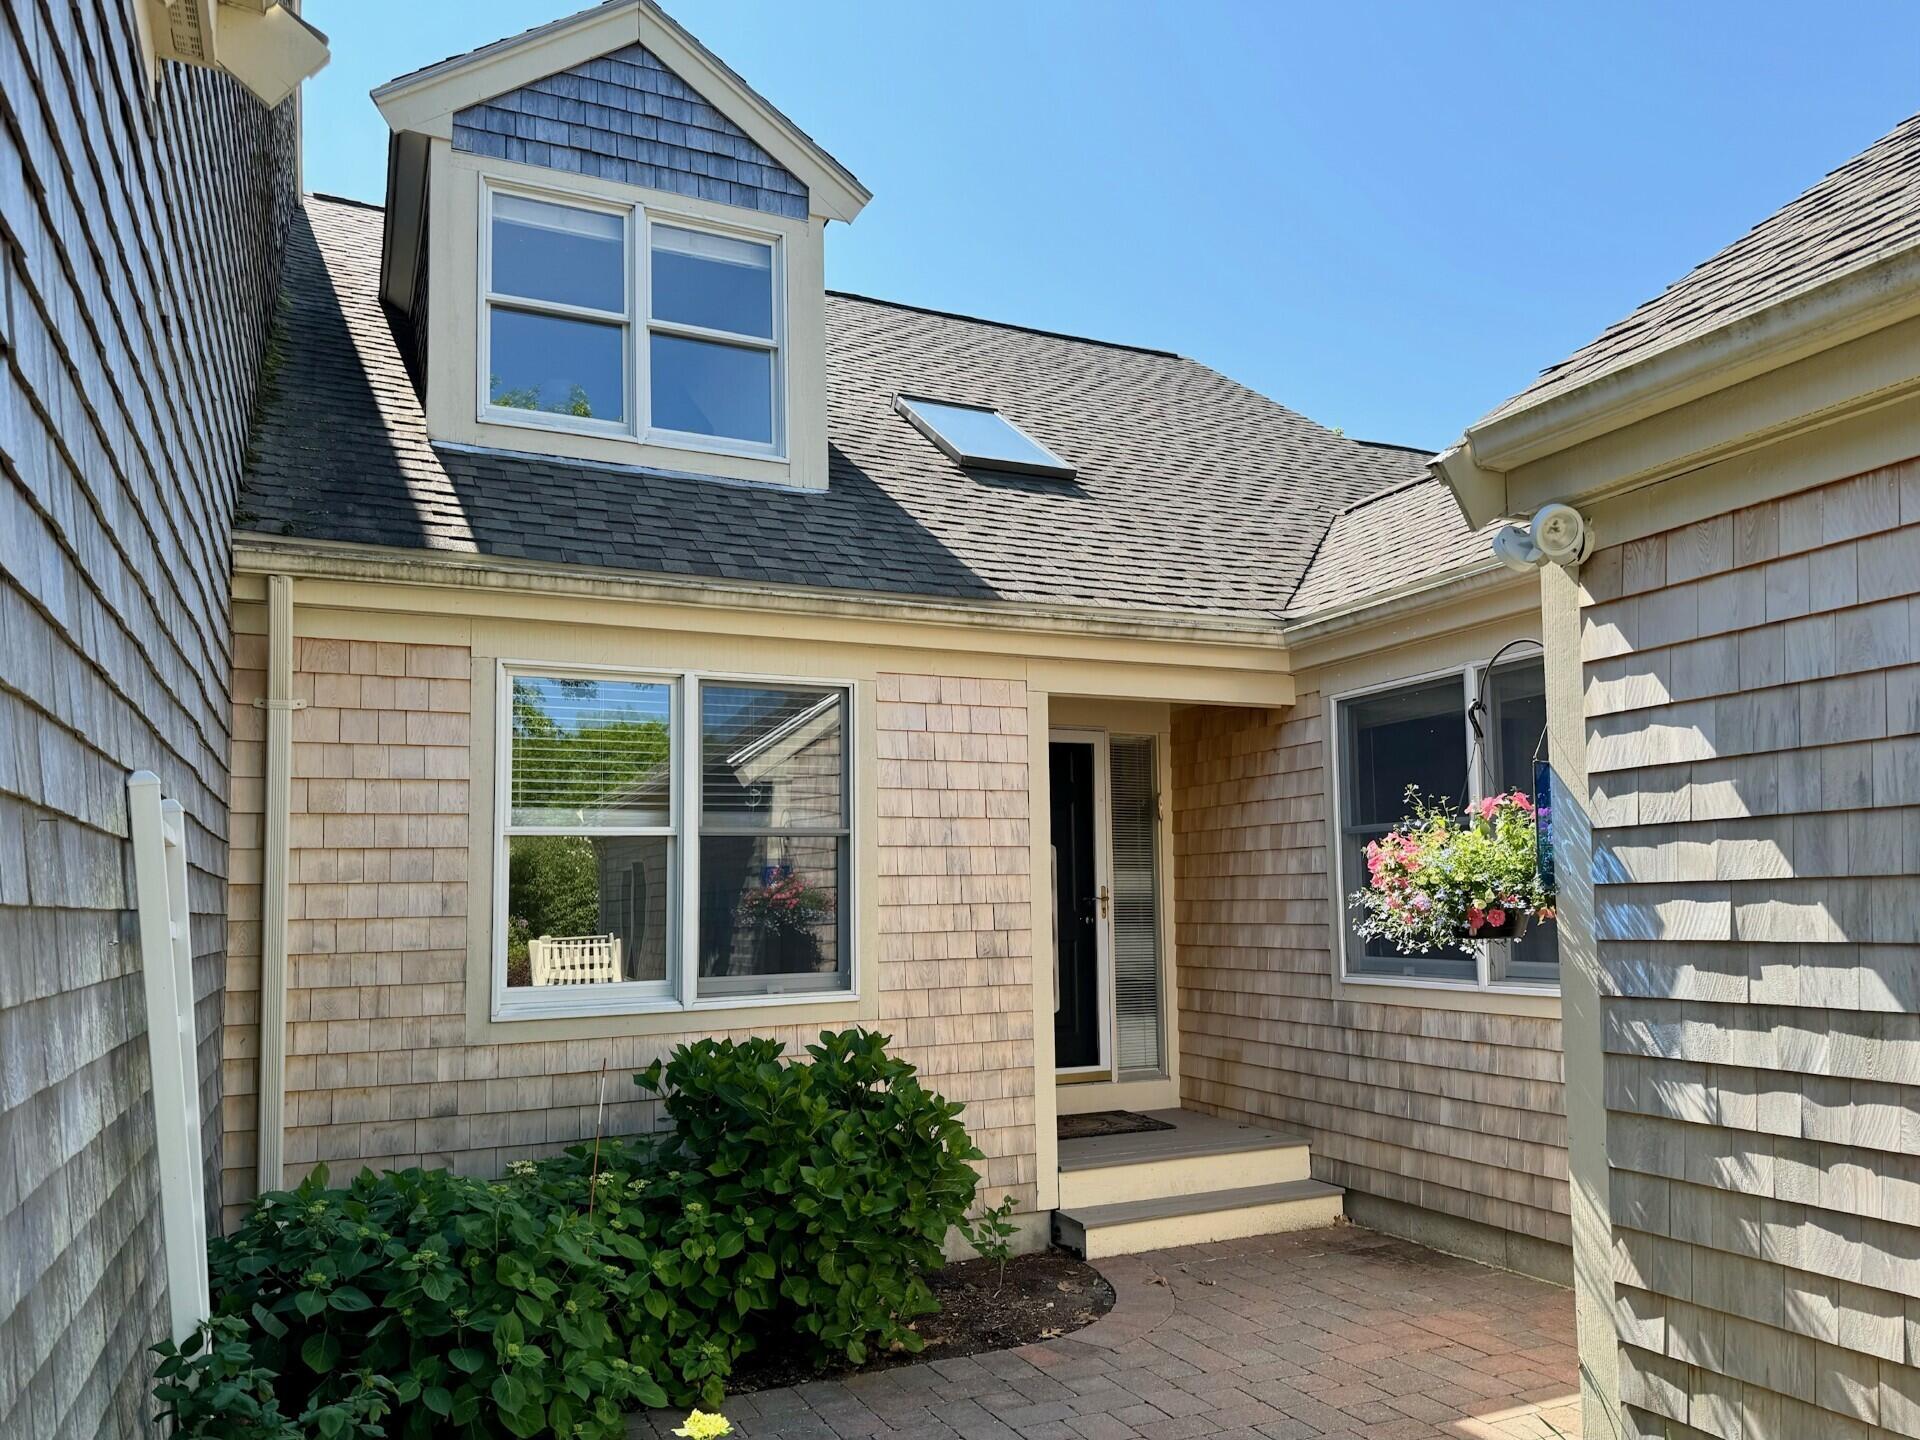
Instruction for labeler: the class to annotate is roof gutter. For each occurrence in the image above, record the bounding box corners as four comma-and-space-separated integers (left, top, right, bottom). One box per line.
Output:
232, 532, 1292, 651
1434, 244, 1920, 528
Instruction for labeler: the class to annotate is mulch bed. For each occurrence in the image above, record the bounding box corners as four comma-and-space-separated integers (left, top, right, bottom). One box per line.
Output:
727, 1250, 1114, 1392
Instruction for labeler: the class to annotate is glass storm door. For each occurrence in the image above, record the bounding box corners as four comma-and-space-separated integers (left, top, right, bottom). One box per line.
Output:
1051, 735, 1108, 1073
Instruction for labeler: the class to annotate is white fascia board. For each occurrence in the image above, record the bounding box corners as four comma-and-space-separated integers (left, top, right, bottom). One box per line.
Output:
371, 0, 869, 223
1462, 244, 1920, 478
1427, 441, 1511, 531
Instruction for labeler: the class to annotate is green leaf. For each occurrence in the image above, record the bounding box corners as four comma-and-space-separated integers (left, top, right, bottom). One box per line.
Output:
424, 1385, 453, 1417
293, 1290, 327, 1320
314, 1405, 347, 1438
449, 1347, 485, 1375
421, 1270, 454, 1302
250, 1302, 287, 1340
327, 1285, 372, 1312
301, 1332, 341, 1373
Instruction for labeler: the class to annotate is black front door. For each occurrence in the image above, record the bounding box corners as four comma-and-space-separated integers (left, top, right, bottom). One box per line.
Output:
1051, 740, 1102, 1071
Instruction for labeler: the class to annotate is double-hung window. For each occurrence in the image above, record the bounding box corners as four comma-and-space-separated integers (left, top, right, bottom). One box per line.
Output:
648, 224, 781, 452
481, 184, 785, 455
499, 666, 850, 1018
1335, 657, 1558, 990
485, 192, 630, 426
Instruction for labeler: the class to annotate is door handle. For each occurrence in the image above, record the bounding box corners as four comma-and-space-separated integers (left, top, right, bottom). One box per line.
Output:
1098, 884, 1110, 920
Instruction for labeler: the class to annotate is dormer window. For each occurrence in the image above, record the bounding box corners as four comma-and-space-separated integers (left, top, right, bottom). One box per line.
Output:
480, 181, 786, 456
648, 224, 782, 450
485, 192, 629, 425
376, 5, 870, 492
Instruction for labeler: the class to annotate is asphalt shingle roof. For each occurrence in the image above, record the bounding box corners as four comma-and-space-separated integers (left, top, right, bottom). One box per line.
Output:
1286, 475, 1500, 617
242, 195, 1427, 622
1484, 110, 1920, 426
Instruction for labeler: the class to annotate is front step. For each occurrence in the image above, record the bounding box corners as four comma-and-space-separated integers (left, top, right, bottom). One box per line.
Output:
1057, 1110, 1313, 1208
1053, 1178, 1346, 1258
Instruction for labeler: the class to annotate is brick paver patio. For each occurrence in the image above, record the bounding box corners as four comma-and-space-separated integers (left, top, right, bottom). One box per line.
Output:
634, 1224, 1580, 1439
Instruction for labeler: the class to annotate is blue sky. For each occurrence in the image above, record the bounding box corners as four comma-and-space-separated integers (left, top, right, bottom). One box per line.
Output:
301, 1, 1920, 448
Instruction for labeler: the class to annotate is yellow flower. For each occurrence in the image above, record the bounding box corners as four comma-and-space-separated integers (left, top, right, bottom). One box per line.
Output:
671, 1410, 732, 1439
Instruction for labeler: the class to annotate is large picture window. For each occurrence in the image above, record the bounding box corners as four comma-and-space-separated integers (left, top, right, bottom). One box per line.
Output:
1335, 657, 1558, 989
481, 184, 785, 457
497, 666, 850, 1018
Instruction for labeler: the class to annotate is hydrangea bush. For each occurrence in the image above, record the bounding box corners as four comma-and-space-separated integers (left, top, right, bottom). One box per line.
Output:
1348, 789, 1555, 954
153, 1029, 1015, 1440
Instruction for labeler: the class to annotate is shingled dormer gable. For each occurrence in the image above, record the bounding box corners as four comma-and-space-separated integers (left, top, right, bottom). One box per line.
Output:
372, 0, 868, 492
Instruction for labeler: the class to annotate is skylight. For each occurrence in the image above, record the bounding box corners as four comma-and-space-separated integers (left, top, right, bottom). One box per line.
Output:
894, 394, 1076, 478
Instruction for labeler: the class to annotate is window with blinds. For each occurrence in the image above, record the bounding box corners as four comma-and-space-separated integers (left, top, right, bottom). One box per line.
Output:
496, 666, 853, 1018
503, 674, 676, 999
1109, 736, 1164, 1075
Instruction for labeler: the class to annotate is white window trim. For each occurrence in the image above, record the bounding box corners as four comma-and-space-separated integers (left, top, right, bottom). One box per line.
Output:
128, 771, 211, 1343
476, 177, 788, 462
492, 659, 856, 1021
1328, 659, 1559, 997
644, 215, 787, 461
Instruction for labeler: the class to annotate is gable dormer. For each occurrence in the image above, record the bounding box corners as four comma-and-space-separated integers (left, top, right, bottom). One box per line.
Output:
372, 0, 868, 491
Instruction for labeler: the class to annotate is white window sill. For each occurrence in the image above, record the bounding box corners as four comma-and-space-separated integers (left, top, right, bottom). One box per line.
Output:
476, 406, 787, 466
1339, 971, 1561, 999
493, 985, 857, 1024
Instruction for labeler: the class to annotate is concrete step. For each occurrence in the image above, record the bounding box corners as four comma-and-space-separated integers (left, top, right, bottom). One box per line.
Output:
1052, 1178, 1345, 1258
1057, 1114, 1313, 1209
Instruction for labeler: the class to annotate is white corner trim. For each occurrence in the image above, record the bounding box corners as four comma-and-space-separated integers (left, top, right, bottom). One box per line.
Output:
257, 574, 295, 1194
128, 772, 211, 1342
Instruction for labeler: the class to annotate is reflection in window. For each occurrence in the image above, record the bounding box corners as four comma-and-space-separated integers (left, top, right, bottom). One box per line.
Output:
696, 683, 849, 998
649, 224, 780, 447
486, 192, 628, 424
1336, 658, 1558, 988
498, 670, 853, 1012
503, 675, 674, 994
1483, 661, 1559, 985
1340, 675, 1472, 982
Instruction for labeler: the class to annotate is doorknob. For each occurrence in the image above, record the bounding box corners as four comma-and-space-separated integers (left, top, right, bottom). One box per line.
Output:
1098, 884, 1110, 919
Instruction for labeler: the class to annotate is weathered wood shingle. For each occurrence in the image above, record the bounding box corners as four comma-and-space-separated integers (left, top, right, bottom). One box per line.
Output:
452, 43, 808, 218
1171, 695, 1572, 1260
1585, 457, 1920, 1438
0, 3, 295, 1433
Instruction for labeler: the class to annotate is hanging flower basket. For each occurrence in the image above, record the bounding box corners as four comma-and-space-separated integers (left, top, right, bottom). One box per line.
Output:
1349, 789, 1556, 955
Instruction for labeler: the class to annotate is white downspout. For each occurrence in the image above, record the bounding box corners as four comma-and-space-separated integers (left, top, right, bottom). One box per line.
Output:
256, 574, 296, 1193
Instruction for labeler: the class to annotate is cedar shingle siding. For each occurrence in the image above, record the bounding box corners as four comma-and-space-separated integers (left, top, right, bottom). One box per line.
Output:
0, 5, 295, 1434
1584, 457, 1920, 1438
452, 43, 809, 218
220, 642, 1037, 1226
1172, 698, 1571, 1261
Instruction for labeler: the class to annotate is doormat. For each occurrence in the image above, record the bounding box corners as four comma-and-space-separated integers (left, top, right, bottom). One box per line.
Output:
1057, 1110, 1176, 1141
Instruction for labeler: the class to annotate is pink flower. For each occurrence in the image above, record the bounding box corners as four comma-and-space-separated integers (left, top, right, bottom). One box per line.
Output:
1466, 906, 1484, 933
1486, 906, 1507, 928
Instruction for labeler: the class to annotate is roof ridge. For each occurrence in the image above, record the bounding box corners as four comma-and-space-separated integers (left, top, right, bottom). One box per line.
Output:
1352, 437, 1432, 459
1339, 470, 1438, 515
826, 290, 1180, 359
308, 191, 384, 211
